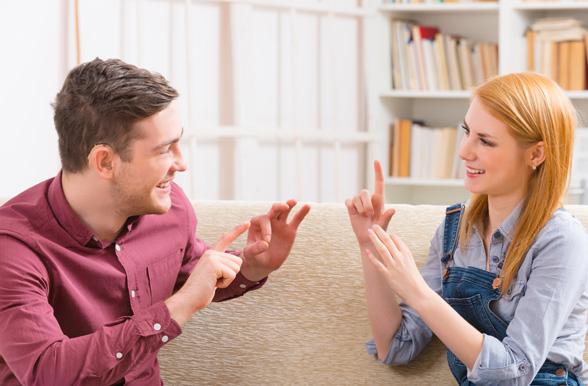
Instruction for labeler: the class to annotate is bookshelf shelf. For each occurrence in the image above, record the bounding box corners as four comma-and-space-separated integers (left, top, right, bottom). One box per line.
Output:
380, 91, 588, 100
385, 177, 464, 187
380, 90, 472, 99
379, 3, 499, 13
565, 91, 588, 100
513, 2, 588, 11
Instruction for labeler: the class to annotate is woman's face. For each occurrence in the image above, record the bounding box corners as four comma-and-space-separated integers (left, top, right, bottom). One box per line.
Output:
459, 97, 536, 203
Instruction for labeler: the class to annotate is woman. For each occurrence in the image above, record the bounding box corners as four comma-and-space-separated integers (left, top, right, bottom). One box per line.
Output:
346, 73, 588, 385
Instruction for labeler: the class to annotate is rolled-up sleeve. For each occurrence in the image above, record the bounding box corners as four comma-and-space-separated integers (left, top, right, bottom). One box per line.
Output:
467, 220, 588, 385
366, 221, 445, 365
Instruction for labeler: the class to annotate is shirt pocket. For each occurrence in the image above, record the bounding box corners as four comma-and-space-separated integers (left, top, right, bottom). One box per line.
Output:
147, 250, 183, 304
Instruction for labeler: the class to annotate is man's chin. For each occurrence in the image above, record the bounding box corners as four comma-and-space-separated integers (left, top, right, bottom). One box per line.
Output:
134, 198, 172, 216
151, 198, 172, 214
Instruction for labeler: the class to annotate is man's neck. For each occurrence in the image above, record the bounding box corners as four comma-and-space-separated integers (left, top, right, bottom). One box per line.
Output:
61, 171, 127, 243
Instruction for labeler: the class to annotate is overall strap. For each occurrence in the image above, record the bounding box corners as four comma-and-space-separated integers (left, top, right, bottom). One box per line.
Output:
441, 202, 465, 267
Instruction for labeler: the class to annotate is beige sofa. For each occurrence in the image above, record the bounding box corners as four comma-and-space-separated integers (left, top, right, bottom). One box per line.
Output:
158, 201, 588, 385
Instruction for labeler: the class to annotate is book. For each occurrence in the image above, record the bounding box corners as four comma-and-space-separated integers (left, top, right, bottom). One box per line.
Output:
558, 42, 570, 90
435, 33, 450, 90
569, 41, 586, 91
526, 29, 535, 72
458, 38, 474, 89
445, 35, 463, 90
412, 25, 429, 90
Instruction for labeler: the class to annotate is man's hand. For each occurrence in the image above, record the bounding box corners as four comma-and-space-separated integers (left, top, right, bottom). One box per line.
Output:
345, 160, 396, 248
240, 199, 311, 282
165, 222, 250, 326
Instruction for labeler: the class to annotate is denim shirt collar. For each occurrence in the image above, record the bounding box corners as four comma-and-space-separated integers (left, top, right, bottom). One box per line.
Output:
470, 200, 524, 243
495, 201, 524, 242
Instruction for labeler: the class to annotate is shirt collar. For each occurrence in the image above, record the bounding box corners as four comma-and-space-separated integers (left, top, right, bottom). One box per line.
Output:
496, 200, 524, 242
47, 171, 142, 248
48, 171, 96, 247
469, 199, 524, 242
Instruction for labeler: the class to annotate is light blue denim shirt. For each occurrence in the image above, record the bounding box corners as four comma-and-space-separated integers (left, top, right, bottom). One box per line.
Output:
367, 205, 588, 385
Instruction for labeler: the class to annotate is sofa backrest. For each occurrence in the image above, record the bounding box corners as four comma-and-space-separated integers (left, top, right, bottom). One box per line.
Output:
158, 202, 588, 385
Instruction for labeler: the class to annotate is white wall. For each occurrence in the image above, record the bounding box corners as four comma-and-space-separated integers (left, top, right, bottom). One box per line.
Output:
0, 0, 367, 203
0, 0, 66, 198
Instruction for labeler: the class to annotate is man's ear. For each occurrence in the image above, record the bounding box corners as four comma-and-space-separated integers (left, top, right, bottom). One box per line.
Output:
88, 144, 116, 179
528, 141, 545, 169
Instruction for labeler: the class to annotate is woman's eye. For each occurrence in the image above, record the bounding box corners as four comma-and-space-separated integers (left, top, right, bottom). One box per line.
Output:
480, 138, 496, 147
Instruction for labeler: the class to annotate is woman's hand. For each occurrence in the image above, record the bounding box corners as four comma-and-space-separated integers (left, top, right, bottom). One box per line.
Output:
345, 160, 396, 248
366, 225, 430, 307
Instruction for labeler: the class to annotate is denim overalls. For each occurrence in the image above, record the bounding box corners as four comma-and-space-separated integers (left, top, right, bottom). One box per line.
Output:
441, 203, 583, 386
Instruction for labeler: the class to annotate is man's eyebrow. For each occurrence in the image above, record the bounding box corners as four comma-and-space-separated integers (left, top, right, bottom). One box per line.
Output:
153, 127, 184, 150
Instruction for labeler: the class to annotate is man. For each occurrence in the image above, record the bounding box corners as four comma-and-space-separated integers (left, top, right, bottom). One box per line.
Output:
0, 58, 310, 385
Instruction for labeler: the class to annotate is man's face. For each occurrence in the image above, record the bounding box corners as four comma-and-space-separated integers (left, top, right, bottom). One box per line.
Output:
112, 101, 186, 216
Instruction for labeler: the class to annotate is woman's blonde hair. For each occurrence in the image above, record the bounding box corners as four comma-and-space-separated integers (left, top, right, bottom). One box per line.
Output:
459, 72, 577, 293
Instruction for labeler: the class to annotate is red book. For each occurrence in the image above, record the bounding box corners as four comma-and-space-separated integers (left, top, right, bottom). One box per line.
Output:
417, 25, 440, 41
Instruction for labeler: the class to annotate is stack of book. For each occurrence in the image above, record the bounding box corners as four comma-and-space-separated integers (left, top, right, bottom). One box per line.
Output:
389, 119, 465, 179
526, 18, 588, 90
390, 20, 499, 91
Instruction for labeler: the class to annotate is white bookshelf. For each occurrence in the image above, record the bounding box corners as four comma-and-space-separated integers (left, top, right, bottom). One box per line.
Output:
386, 177, 464, 187
381, 90, 588, 99
379, 3, 499, 13
367, 0, 588, 205
512, 2, 588, 11
380, 90, 471, 99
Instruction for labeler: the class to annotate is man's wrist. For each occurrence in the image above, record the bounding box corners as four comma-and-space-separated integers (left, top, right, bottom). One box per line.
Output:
240, 263, 270, 282
164, 291, 197, 327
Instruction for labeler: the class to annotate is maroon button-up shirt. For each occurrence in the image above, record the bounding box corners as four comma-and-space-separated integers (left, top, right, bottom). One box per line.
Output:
0, 173, 265, 385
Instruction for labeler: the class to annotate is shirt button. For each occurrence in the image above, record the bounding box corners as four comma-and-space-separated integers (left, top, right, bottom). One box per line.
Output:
115, 244, 121, 252
162, 335, 169, 343
492, 256, 499, 263
239, 284, 247, 289
115, 352, 123, 360
153, 323, 161, 331
131, 290, 136, 298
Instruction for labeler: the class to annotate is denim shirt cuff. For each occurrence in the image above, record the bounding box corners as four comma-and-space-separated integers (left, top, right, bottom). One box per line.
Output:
467, 333, 531, 385
365, 318, 423, 366
466, 334, 485, 379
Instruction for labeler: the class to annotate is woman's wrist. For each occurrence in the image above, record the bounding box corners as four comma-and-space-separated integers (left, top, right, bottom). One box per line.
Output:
408, 284, 437, 314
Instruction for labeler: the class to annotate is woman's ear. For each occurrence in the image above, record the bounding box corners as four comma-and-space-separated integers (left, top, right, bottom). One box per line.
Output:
88, 144, 115, 179
528, 141, 545, 170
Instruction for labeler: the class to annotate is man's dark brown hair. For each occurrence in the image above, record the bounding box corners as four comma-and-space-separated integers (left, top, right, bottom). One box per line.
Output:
53, 58, 179, 172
